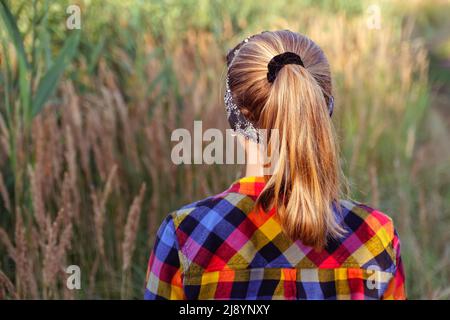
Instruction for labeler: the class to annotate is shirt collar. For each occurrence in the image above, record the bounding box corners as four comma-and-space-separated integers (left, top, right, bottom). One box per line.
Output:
228, 176, 267, 197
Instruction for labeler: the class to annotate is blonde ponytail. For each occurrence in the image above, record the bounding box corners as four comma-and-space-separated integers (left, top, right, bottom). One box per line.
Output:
226, 30, 346, 249
257, 64, 344, 249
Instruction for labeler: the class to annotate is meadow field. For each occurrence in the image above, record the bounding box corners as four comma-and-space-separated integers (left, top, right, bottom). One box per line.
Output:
0, 0, 449, 299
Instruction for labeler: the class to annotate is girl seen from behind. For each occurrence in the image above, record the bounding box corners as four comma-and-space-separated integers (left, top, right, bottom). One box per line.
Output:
145, 30, 406, 300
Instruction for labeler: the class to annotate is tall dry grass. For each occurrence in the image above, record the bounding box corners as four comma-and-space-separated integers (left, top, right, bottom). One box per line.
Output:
0, 0, 449, 299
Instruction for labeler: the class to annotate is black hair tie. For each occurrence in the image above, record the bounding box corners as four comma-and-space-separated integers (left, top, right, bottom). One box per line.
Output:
267, 51, 304, 83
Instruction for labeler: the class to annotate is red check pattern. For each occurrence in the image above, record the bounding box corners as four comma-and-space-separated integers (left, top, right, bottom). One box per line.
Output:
145, 176, 406, 300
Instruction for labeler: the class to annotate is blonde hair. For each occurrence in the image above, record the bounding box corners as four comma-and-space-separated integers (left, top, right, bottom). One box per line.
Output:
226, 30, 346, 249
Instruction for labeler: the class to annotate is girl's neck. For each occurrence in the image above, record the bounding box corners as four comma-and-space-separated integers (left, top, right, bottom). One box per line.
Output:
245, 161, 265, 177
243, 137, 266, 178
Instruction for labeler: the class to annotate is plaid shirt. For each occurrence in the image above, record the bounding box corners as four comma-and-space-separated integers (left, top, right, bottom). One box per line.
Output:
145, 176, 406, 300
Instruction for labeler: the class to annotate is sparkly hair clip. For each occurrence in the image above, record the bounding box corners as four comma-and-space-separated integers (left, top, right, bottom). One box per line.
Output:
224, 36, 260, 143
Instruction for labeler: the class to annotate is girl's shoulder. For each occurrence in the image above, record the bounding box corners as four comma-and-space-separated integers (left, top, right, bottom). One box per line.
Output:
167, 187, 253, 229
339, 199, 395, 228
337, 199, 399, 254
